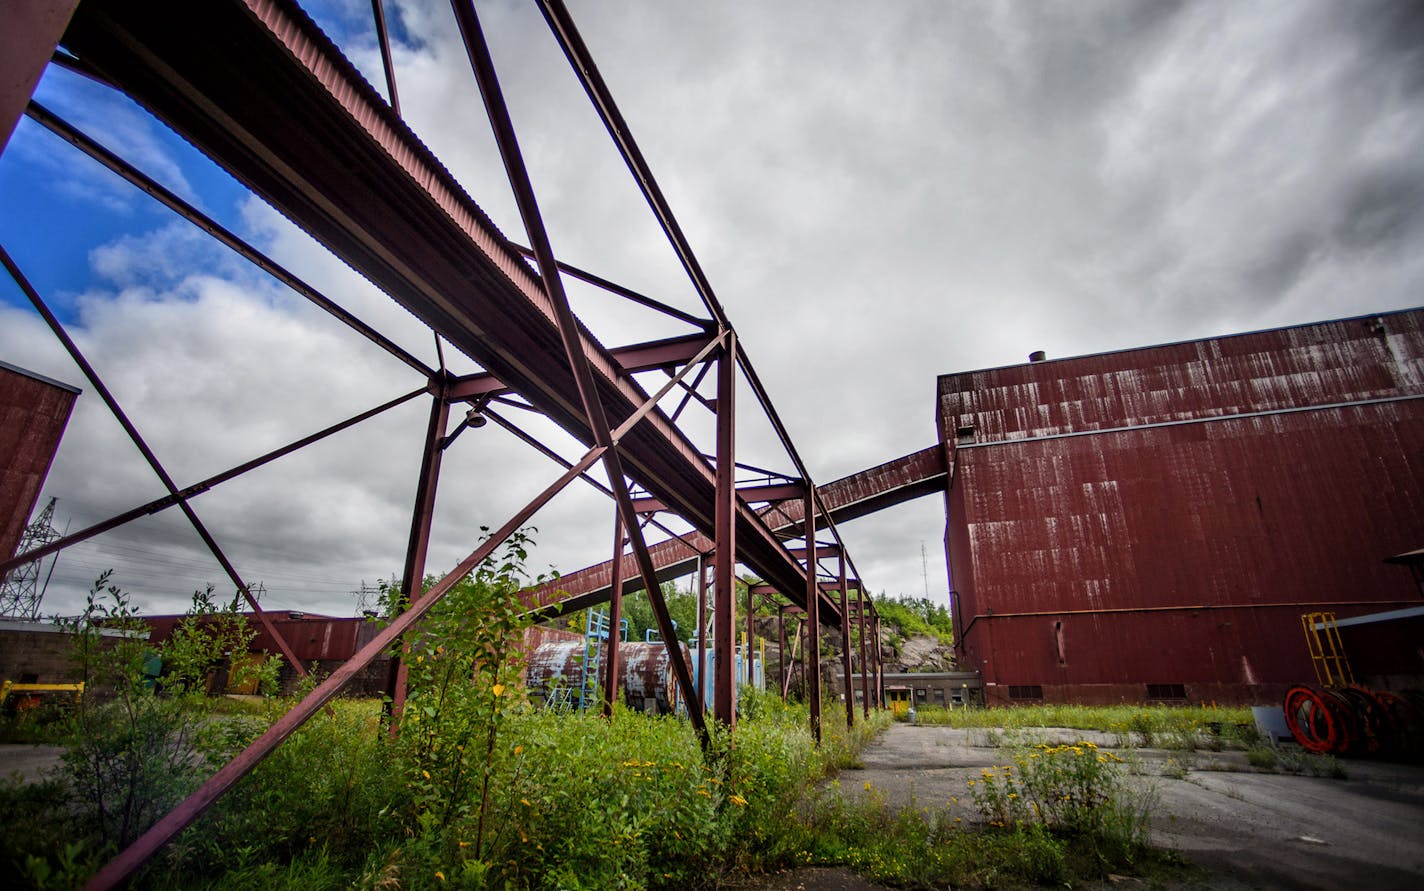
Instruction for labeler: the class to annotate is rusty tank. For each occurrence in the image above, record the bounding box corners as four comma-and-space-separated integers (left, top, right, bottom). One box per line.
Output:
525, 640, 688, 715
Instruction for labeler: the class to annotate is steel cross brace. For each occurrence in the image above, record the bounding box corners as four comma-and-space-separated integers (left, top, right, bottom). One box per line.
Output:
25, 100, 435, 378
1, 244, 309, 678
0, 385, 426, 577
386, 382, 452, 726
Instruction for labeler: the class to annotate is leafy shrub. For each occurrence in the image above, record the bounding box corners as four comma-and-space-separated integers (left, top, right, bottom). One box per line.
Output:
969, 740, 1154, 868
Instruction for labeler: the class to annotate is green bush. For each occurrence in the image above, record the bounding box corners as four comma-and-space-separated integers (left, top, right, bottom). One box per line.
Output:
969, 740, 1154, 868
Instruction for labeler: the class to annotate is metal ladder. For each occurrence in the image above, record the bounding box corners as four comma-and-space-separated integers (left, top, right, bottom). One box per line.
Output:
1300, 611, 1354, 688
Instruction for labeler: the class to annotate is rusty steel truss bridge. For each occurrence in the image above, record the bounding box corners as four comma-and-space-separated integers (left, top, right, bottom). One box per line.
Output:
0, 2, 947, 886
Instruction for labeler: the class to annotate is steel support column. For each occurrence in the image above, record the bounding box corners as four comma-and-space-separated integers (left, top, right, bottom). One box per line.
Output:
600, 508, 625, 718
777, 606, 786, 701
839, 558, 854, 729
858, 589, 870, 718
386, 389, 451, 725
695, 554, 707, 712
803, 492, 821, 744
713, 337, 737, 726
874, 615, 885, 707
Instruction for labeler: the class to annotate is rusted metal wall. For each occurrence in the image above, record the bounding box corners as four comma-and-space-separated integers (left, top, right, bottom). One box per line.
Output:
0, 362, 80, 568
940, 310, 1424, 704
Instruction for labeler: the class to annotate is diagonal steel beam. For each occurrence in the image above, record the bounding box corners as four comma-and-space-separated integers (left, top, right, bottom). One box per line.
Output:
83, 439, 610, 891
25, 101, 436, 379
1, 243, 308, 677
509, 242, 708, 328
0, 384, 426, 577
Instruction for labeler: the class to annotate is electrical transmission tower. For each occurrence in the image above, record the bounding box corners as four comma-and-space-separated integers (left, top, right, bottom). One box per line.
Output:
0, 497, 63, 620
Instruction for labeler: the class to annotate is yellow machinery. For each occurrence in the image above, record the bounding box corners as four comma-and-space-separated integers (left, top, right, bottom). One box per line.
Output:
0, 680, 84, 713
1300, 611, 1354, 688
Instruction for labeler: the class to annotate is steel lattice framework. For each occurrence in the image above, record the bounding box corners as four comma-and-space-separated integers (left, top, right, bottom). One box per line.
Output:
0, 1, 903, 886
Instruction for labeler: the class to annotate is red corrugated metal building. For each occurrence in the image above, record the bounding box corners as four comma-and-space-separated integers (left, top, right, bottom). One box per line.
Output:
1, 360, 80, 570
938, 309, 1424, 705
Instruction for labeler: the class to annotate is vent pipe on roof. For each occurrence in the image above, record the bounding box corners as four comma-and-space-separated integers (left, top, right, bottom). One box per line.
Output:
1029, 350, 1047, 363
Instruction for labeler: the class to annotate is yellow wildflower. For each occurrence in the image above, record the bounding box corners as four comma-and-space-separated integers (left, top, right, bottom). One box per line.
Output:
864, 781, 873, 791
492, 683, 505, 697
434, 872, 445, 882
729, 794, 747, 806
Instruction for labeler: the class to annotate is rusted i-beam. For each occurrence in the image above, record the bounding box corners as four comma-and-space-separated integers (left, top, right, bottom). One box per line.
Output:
601, 508, 625, 718
713, 337, 737, 726
386, 388, 451, 726
803, 491, 821, 743
840, 557, 854, 729
857, 583, 870, 718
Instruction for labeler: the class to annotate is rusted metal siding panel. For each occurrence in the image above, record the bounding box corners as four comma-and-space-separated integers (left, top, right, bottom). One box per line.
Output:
0, 363, 79, 566
144, 614, 361, 662
945, 314, 1424, 700
939, 310, 1424, 443
956, 401, 1424, 621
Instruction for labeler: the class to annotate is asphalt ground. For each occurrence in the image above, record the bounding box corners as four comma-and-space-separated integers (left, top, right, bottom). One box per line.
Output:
827, 723, 1424, 890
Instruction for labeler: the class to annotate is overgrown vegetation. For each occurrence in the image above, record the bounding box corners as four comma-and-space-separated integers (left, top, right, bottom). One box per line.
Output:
914, 702, 1258, 748
871, 594, 955, 647
0, 547, 1185, 889
968, 741, 1154, 866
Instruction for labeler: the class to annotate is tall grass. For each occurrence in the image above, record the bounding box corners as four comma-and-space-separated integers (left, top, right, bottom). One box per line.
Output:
914, 703, 1256, 748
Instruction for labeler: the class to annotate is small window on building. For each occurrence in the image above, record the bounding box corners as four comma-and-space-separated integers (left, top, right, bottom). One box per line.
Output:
933, 689, 946, 703
1008, 684, 1044, 701
854, 690, 863, 702
951, 690, 964, 704
915, 688, 927, 700
1146, 684, 1187, 701
956, 425, 977, 445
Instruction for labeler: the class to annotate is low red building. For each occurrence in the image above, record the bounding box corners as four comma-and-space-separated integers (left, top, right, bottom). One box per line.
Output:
939, 309, 1424, 705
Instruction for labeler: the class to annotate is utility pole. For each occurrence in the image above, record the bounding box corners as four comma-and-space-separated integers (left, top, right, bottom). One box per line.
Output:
0, 497, 62, 620
921, 540, 930, 600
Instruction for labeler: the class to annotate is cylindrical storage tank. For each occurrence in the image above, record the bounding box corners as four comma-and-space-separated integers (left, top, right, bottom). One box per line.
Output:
526, 640, 688, 715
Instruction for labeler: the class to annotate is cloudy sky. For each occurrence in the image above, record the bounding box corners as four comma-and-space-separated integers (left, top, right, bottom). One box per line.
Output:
2, 0, 1422, 619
